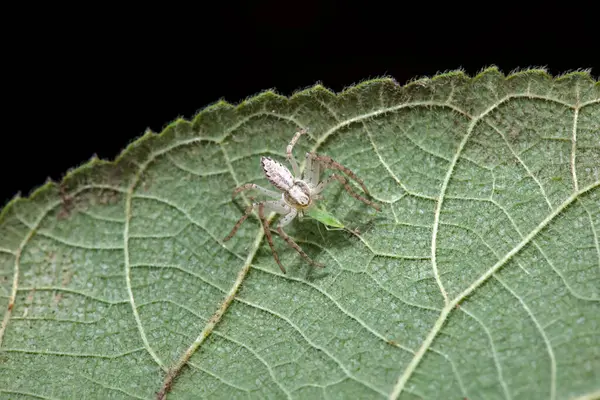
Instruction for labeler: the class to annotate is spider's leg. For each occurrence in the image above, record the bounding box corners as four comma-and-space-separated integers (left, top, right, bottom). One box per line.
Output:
224, 199, 288, 242
304, 149, 321, 187
307, 153, 370, 195
276, 209, 325, 268
315, 174, 380, 211
258, 202, 289, 274
313, 173, 337, 194
224, 204, 254, 242
232, 183, 281, 199
286, 128, 308, 177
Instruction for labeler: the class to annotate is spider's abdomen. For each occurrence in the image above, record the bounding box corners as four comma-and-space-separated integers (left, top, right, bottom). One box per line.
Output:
285, 181, 312, 208
261, 156, 293, 191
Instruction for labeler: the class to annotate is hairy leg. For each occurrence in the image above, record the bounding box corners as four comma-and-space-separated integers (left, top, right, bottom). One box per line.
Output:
232, 183, 281, 200
307, 152, 371, 195
275, 209, 325, 268
315, 173, 380, 211
303, 148, 321, 187
258, 203, 288, 274
286, 128, 308, 177
224, 199, 290, 242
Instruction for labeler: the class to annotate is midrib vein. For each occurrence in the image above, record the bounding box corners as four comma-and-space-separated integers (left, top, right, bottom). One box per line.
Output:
157, 226, 265, 399
157, 142, 263, 399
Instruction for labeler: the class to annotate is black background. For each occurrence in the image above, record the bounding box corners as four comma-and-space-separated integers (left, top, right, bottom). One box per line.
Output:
2, 2, 598, 208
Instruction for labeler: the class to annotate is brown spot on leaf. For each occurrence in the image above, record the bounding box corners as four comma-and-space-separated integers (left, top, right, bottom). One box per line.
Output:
26, 288, 36, 304
58, 185, 76, 220
61, 257, 75, 287
508, 127, 520, 142
53, 293, 63, 306
96, 189, 120, 205
141, 174, 154, 192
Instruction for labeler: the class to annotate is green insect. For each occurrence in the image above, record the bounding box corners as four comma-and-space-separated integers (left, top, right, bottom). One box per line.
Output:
305, 205, 345, 229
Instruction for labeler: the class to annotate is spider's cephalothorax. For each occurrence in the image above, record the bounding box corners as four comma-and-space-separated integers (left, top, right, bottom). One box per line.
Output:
283, 180, 312, 209
224, 128, 380, 273
260, 157, 312, 209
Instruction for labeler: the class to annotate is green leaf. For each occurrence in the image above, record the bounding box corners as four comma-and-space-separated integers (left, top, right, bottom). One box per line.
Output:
1, 67, 599, 400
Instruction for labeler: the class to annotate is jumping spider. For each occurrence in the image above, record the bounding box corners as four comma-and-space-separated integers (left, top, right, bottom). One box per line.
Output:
224, 128, 380, 273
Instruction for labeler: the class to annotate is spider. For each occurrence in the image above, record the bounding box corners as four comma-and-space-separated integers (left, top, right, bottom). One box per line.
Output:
224, 128, 380, 273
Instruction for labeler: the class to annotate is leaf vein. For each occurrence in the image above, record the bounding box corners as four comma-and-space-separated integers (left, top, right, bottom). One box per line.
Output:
187, 361, 252, 393
0, 198, 64, 348
131, 262, 228, 293
487, 119, 553, 210
1, 347, 146, 359
212, 330, 293, 399
0, 390, 58, 400
389, 94, 599, 400
132, 192, 245, 261
457, 194, 600, 301
156, 143, 262, 399
250, 264, 415, 355
428, 346, 469, 398
123, 151, 174, 371
493, 275, 556, 400
293, 236, 440, 312
580, 199, 600, 274
234, 296, 390, 397
17, 286, 128, 305
363, 122, 439, 202
136, 299, 211, 322
166, 153, 230, 178
0, 247, 16, 255
30, 228, 124, 250
79, 209, 126, 223
460, 306, 512, 400
570, 84, 581, 192
78, 373, 150, 400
